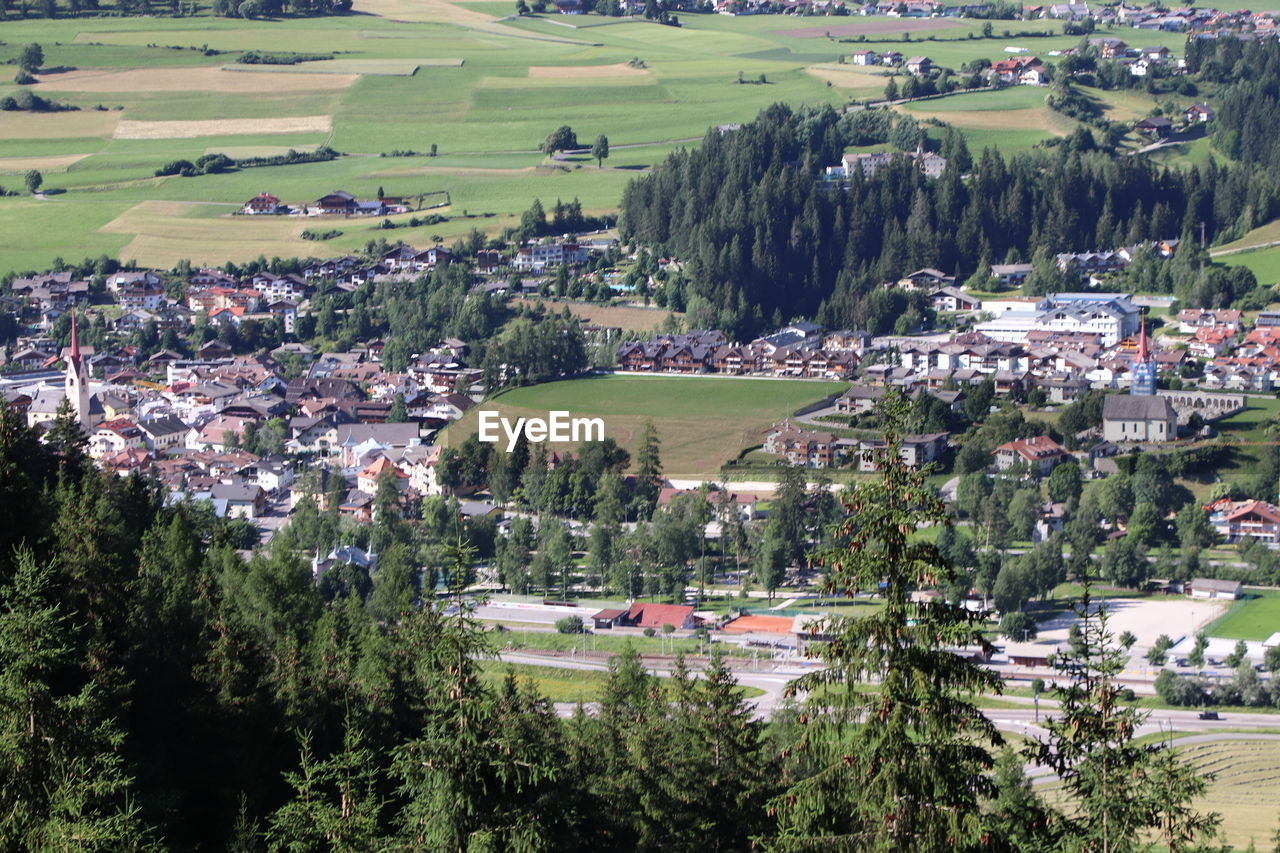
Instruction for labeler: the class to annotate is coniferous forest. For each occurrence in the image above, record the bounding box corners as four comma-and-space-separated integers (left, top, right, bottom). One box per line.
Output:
619, 43, 1280, 339
0, 396, 1225, 852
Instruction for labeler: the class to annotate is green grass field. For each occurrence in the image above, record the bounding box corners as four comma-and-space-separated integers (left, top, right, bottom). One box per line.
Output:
1204, 589, 1280, 641
445, 374, 846, 479
1210, 397, 1280, 443
0, 3, 1190, 272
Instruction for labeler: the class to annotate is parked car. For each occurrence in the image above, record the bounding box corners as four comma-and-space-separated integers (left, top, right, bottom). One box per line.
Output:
1198, 711, 1220, 720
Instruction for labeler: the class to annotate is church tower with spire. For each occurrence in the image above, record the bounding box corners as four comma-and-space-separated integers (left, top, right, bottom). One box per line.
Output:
1129, 309, 1157, 396
65, 312, 91, 429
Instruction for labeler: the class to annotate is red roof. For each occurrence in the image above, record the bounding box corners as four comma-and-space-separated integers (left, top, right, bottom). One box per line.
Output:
625, 602, 696, 630
994, 435, 1066, 461
1226, 500, 1280, 524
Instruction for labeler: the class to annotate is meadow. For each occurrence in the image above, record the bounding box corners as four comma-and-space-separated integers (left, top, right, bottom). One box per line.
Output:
0, 0, 1223, 273
444, 374, 847, 479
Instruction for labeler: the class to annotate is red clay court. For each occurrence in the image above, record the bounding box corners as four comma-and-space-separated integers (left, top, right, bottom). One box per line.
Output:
720, 614, 796, 634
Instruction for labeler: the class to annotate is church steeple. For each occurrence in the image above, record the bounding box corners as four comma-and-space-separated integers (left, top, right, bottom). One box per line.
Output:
65, 312, 90, 428
1130, 308, 1157, 396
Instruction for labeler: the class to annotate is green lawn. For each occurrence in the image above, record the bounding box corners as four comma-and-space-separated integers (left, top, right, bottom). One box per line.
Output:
445, 374, 847, 479
1203, 589, 1280, 641
1212, 397, 1280, 443
495, 627, 708, 656
1220, 244, 1280, 287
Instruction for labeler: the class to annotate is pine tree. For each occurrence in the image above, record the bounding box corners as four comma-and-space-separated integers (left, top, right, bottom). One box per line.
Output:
1027, 584, 1221, 852
267, 720, 386, 852
771, 390, 1003, 851
668, 650, 770, 849
635, 419, 663, 516
0, 548, 155, 850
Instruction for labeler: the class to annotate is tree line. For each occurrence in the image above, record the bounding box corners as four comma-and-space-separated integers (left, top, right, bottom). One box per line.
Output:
618, 102, 1276, 338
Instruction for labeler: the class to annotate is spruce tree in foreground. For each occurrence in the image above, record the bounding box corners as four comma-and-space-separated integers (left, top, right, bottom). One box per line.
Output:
770, 391, 1003, 851
1027, 586, 1221, 853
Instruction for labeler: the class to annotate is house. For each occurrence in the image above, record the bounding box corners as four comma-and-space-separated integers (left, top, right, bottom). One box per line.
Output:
475, 249, 504, 273
850, 49, 877, 65
1205, 500, 1280, 547
139, 414, 190, 452
269, 300, 298, 334
902, 268, 954, 288
1101, 394, 1178, 442
1178, 308, 1240, 334
1186, 577, 1244, 599
90, 418, 144, 459
243, 192, 283, 215
993, 435, 1068, 475
209, 481, 267, 520
905, 56, 932, 75
1090, 36, 1128, 57
929, 286, 981, 313
1188, 327, 1234, 359
763, 423, 841, 468
855, 432, 948, 472
1183, 103, 1214, 123
1134, 117, 1173, 138
315, 191, 358, 215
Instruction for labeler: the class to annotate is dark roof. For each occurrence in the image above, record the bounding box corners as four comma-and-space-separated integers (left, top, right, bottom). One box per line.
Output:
1102, 395, 1177, 420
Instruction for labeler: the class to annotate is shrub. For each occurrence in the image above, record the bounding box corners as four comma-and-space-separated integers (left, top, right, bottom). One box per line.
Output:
14, 71, 36, 85
643, 627, 656, 637
555, 615, 585, 634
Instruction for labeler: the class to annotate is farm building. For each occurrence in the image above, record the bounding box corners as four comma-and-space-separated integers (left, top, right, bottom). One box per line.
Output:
1186, 578, 1243, 600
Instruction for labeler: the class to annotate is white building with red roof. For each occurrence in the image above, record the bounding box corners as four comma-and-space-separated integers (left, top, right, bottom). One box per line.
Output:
993, 435, 1068, 475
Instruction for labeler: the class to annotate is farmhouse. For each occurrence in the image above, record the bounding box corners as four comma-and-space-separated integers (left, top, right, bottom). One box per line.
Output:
1101, 394, 1178, 442
1183, 103, 1214, 123
243, 192, 283, 215
905, 56, 932, 75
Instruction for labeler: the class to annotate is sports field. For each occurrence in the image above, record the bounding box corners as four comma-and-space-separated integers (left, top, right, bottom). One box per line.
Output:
444, 374, 847, 479
1204, 589, 1280, 641
0, 1, 1196, 273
